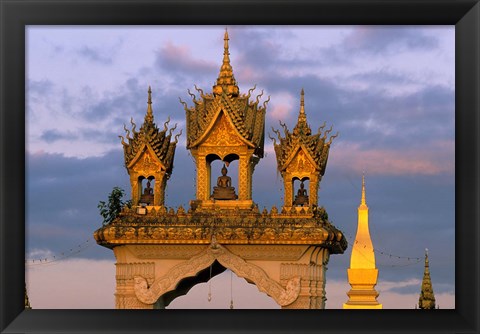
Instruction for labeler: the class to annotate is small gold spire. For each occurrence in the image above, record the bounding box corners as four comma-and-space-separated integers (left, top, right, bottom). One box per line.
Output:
300, 88, 305, 113
419, 248, 436, 309
145, 86, 154, 124
293, 89, 310, 136
361, 173, 366, 206
213, 28, 239, 96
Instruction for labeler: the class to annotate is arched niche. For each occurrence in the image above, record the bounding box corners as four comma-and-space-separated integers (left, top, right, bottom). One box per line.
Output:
206, 153, 239, 199
138, 175, 156, 205
292, 176, 310, 206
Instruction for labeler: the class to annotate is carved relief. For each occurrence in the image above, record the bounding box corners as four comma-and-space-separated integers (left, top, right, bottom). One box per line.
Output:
203, 114, 245, 147
286, 149, 316, 175
116, 262, 155, 285
225, 245, 308, 260
133, 243, 301, 306
132, 149, 161, 174
116, 294, 153, 309
130, 245, 206, 259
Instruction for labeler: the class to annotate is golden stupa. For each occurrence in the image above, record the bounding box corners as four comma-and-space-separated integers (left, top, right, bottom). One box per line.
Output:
343, 175, 382, 309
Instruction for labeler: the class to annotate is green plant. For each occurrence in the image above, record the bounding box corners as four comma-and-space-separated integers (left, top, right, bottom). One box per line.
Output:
98, 186, 131, 226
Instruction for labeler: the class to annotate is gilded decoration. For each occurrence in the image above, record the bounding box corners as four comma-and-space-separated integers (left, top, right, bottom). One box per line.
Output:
131, 149, 161, 174
286, 149, 316, 176
94, 30, 348, 310
202, 113, 246, 148
133, 241, 301, 307
93, 205, 347, 253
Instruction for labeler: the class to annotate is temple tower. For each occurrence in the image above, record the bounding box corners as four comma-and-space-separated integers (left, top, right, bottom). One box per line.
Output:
343, 175, 382, 309
418, 249, 436, 309
182, 29, 267, 210
120, 87, 181, 207
271, 89, 338, 211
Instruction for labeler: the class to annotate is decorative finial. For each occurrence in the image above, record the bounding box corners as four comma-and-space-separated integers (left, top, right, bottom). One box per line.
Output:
213, 29, 239, 96
361, 174, 366, 206
224, 28, 229, 52
300, 88, 305, 114
145, 86, 154, 124
293, 89, 310, 136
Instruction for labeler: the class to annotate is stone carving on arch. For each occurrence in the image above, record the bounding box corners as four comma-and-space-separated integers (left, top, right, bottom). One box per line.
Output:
133, 240, 301, 306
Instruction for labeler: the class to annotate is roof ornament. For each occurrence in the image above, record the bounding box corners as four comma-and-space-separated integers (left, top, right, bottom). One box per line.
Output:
213, 28, 239, 96
361, 173, 366, 206
145, 86, 154, 124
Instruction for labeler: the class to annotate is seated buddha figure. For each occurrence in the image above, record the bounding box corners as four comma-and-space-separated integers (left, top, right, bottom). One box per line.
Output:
293, 180, 309, 206
211, 165, 238, 200
139, 180, 154, 205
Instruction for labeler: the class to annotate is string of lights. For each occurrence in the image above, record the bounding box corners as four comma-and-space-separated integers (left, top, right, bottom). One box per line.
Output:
25, 239, 92, 267
342, 232, 423, 268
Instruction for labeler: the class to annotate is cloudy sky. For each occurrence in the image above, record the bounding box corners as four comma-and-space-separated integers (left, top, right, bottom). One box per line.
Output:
25, 26, 455, 309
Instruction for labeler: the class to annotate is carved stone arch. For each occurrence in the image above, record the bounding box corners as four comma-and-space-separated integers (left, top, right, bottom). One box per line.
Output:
133, 243, 301, 307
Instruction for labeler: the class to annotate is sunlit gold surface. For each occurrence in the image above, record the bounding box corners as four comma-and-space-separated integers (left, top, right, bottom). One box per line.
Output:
343, 176, 382, 309
95, 30, 347, 310
418, 250, 436, 309
270, 89, 338, 209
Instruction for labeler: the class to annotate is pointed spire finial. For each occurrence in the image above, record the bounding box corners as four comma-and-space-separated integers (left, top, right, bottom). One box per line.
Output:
300, 88, 305, 114
361, 173, 366, 206
145, 86, 154, 124
419, 248, 435, 309
213, 28, 239, 96
293, 88, 311, 136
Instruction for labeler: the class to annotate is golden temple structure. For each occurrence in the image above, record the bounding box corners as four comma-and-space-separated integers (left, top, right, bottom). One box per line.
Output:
343, 175, 382, 309
418, 249, 436, 309
94, 30, 347, 309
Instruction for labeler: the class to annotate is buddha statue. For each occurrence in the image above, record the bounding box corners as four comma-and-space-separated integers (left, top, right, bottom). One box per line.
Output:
211, 164, 238, 200
293, 180, 309, 206
139, 179, 154, 205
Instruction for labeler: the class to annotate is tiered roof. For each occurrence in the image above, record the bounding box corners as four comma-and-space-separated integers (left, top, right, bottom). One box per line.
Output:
271, 89, 338, 175
181, 30, 268, 158
120, 87, 181, 174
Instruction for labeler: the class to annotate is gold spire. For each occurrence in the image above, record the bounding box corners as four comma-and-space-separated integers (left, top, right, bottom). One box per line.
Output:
293, 89, 311, 136
419, 248, 436, 309
300, 88, 305, 114
360, 173, 367, 207
145, 86, 154, 124
343, 175, 382, 309
213, 28, 239, 96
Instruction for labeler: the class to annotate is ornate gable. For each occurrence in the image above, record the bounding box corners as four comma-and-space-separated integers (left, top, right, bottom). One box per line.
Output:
285, 146, 317, 177
129, 144, 165, 175
202, 112, 247, 148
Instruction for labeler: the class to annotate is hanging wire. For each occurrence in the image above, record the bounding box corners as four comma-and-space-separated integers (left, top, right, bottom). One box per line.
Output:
343, 232, 422, 268
25, 239, 92, 267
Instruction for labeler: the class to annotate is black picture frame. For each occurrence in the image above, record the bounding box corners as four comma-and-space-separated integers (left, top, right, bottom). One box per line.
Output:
1, 0, 478, 333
